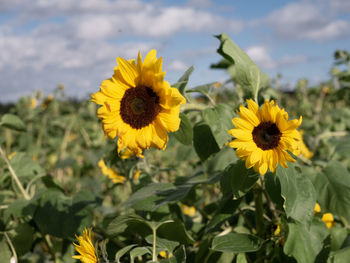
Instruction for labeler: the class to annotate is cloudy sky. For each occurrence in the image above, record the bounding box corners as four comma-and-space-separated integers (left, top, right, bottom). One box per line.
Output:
1, 0, 350, 102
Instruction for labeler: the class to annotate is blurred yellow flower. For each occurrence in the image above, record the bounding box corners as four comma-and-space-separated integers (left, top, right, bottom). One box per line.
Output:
91, 50, 186, 158
7, 152, 17, 160
297, 130, 313, 159
72, 228, 98, 263
31, 98, 37, 108
181, 204, 196, 217
98, 159, 126, 184
41, 94, 54, 109
133, 169, 141, 180
159, 250, 172, 258
314, 202, 321, 214
228, 99, 302, 175
322, 213, 335, 229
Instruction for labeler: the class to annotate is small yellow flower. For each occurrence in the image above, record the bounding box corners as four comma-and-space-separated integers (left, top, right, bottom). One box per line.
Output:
31, 98, 37, 108
274, 224, 281, 236
322, 213, 335, 229
297, 130, 313, 159
314, 202, 321, 214
159, 250, 173, 258
91, 50, 186, 158
41, 94, 54, 109
228, 99, 302, 175
133, 169, 141, 180
98, 159, 126, 184
7, 152, 17, 160
181, 204, 196, 217
72, 228, 98, 263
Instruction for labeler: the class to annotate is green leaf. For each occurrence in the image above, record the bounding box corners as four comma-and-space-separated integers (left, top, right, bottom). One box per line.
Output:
265, 172, 284, 210
224, 161, 259, 199
12, 223, 35, 256
115, 244, 137, 263
330, 225, 347, 251
211, 233, 263, 253
284, 219, 329, 263
157, 220, 194, 245
0, 113, 26, 131
186, 83, 214, 97
277, 164, 316, 225
106, 214, 151, 237
33, 190, 98, 239
202, 103, 234, 147
216, 33, 269, 98
173, 113, 193, 145
314, 161, 350, 223
7, 199, 36, 218
145, 235, 179, 252
328, 247, 350, 263
10, 152, 45, 180
193, 121, 220, 162
130, 247, 151, 260
0, 238, 12, 263
123, 183, 175, 211
172, 66, 194, 94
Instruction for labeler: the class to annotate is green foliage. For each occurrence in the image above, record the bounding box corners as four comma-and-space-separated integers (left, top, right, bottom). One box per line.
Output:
1, 34, 350, 263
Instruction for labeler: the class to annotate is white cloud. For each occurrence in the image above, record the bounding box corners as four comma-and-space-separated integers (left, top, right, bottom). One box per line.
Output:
331, 0, 350, 14
246, 45, 309, 70
167, 60, 189, 71
0, 0, 244, 101
266, 1, 350, 41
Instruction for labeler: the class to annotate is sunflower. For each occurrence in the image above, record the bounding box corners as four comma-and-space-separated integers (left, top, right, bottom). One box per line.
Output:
91, 50, 186, 158
228, 99, 302, 175
297, 130, 314, 159
73, 228, 98, 263
98, 159, 126, 184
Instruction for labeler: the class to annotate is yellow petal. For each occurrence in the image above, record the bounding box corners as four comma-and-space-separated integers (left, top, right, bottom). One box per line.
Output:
116, 57, 138, 87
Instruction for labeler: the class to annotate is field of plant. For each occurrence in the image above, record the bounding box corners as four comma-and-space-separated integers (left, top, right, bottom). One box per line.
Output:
1, 33, 350, 263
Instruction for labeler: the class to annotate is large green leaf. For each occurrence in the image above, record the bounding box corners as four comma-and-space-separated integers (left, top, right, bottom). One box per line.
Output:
211, 233, 263, 253
172, 66, 194, 95
216, 33, 269, 98
313, 161, 350, 223
277, 164, 316, 225
328, 247, 350, 263
0, 113, 26, 131
284, 219, 329, 263
33, 190, 98, 239
106, 214, 151, 237
10, 152, 45, 180
173, 113, 193, 145
157, 220, 194, 245
202, 103, 234, 147
193, 121, 220, 161
123, 183, 175, 211
224, 161, 259, 199
0, 238, 12, 263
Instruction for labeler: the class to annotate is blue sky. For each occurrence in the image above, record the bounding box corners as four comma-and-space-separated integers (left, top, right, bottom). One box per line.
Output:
0, 0, 350, 102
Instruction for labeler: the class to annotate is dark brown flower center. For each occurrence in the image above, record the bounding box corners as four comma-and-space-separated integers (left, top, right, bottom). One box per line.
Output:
252, 122, 281, 150
120, 86, 161, 129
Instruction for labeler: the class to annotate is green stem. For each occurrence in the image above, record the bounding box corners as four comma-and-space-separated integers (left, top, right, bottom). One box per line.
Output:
254, 184, 265, 262
180, 103, 207, 112
4, 232, 18, 263
152, 226, 157, 262
0, 147, 30, 200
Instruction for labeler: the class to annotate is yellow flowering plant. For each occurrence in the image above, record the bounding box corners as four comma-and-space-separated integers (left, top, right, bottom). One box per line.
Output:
1, 34, 350, 263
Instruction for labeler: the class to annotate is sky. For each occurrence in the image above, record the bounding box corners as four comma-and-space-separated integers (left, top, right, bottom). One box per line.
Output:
0, 0, 350, 102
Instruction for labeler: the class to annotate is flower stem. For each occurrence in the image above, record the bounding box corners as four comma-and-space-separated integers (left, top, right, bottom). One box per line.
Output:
4, 232, 18, 263
254, 183, 265, 262
0, 146, 30, 200
152, 226, 157, 262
